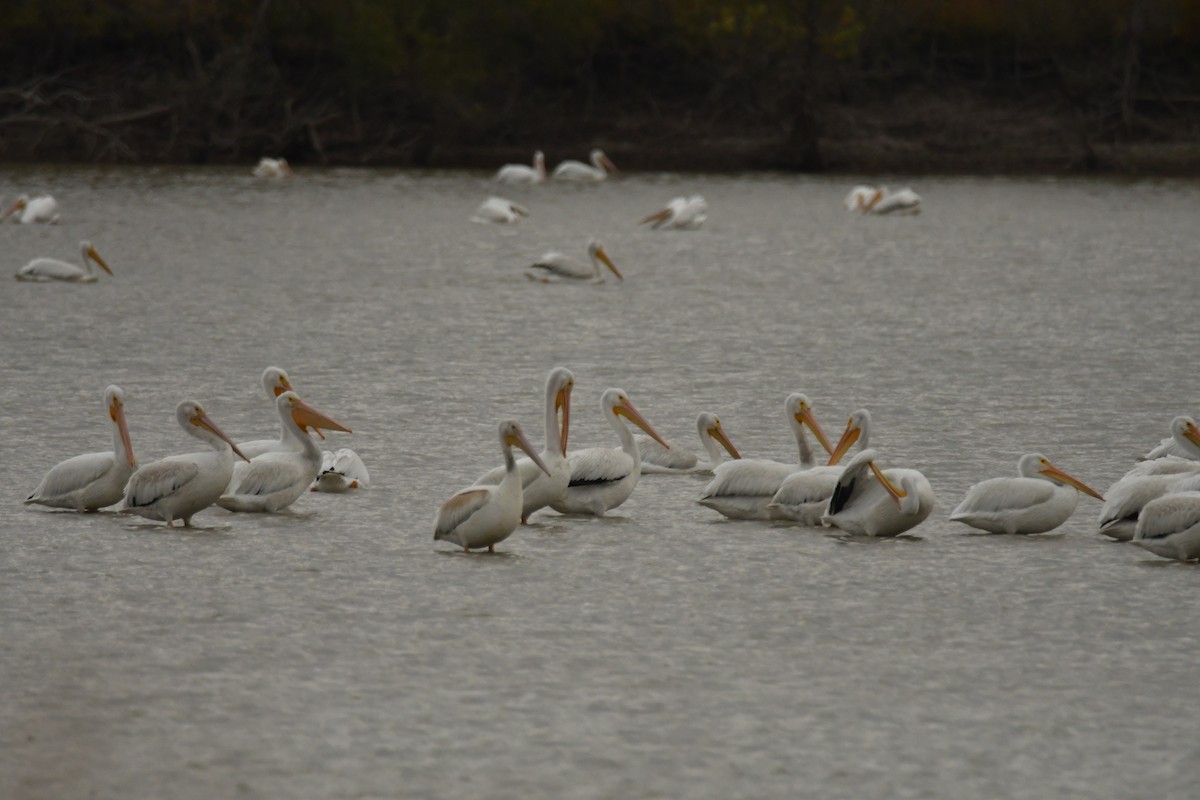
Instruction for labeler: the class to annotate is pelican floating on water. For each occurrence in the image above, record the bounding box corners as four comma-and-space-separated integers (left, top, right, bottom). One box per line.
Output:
640, 195, 707, 230
949, 454, 1104, 534
698, 393, 835, 520
435, 420, 549, 552
253, 158, 292, 178
310, 448, 370, 493
121, 401, 249, 527
24, 385, 136, 512
845, 185, 921, 215
821, 449, 934, 537
471, 196, 530, 224
525, 239, 623, 283
475, 367, 574, 522
1097, 468, 1200, 541
552, 149, 618, 182
1132, 491, 1200, 561
3, 194, 60, 224
1139, 416, 1200, 462
550, 388, 669, 516
496, 151, 546, 184
219, 392, 350, 512
15, 241, 112, 283
764, 408, 872, 525
638, 412, 740, 474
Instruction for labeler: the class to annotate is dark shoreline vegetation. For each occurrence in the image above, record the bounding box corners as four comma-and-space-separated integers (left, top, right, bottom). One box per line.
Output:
2, 1, 1199, 174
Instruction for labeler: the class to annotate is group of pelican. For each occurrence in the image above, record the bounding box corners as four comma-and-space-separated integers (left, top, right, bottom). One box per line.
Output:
496, 149, 619, 184
24, 367, 363, 528
435, 367, 672, 552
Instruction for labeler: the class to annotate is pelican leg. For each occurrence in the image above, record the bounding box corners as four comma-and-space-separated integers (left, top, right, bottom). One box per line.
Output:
488, 545, 495, 553
463, 545, 470, 554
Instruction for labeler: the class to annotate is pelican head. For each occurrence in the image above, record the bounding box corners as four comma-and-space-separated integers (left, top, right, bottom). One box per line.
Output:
586, 239, 623, 282
501, 419, 551, 476
1021, 453, 1104, 500
604, 388, 669, 448
697, 412, 741, 459
106, 384, 136, 468
828, 408, 871, 466
278, 390, 352, 438
80, 241, 113, 276
591, 148, 618, 175
1172, 416, 1200, 453
2, 195, 28, 221
261, 366, 294, 398
786, 393, 834, 456
179, 400, 250, 462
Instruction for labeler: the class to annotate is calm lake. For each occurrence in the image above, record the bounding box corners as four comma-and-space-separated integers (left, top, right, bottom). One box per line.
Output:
1, 165, 1198, 799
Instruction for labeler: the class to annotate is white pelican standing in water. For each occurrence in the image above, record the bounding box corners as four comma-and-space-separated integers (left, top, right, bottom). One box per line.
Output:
15, 241, 112, 283
821, 449, 934, 537
3, 194, 60, 224
638, 412, 740, 474
1139, 415, 1200, 462
471, 196, 530, 224
219, 392, 351, 512
24, 385, 136, 512
552, 148, 618, 182
253, 158, 292, 178
475, 367, 574, 522
639, 195, 707, 230
1132, 491, 1200, 561
121, 401, 249, 527
698, 393, 835, 520
496, 151, 546, 184
525, 239, 623, 283
550, 388, 669, 516
435, 420, 549, 552
310, 448, 370, 493
949, 454, 1104, 534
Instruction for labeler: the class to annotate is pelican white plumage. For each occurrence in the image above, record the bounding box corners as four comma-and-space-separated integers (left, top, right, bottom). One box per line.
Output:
218, 392, 350, 512
253, 157, 292, 178
121, 401, 249, 527
552, 148, 618, 182
1096, 468, 1200, 541
698, 393, 835, 520
846, 185, 921, 215
471, 196, 530, 224
949, 454, 1104, 534
639, 195, 707, 230
496, 150, 546, 184
637, 411, 740, 474
1132, 491, 1200, 561
434, 420, 549, 552
15, 241, 112, 283
24, 385, 136, 512
310, 448, 370, 493
525, 239, 623, 283
3, 194, 60, 224
844, 186, 877, 211
1139, 416, 1200, 462
238, 367, 299, 459
821, 448, 934, 537
475, 366, 574, 522
549, 388, 669, 516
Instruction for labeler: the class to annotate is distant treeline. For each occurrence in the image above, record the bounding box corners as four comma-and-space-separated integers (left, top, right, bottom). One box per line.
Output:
2, 0, 1198, 171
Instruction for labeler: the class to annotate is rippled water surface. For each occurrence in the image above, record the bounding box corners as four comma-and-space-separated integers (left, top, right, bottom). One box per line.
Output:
2, 166, 1199, 799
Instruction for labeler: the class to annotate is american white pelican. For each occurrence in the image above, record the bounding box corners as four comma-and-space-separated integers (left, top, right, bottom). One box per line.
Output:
121, 400, 249, 527
218, 392, 350, 512
698, 393, 835, 520
846, 186, 921, 215
471, 196, 530, 224
15, 241, 112, 283
525, 239, 623, 283
764, 408, 874, 523
552, 148, 618, 182
496, 150, 546, 184
638, 412, 740, 474
1139, 416, 1200, 462
639, 195, 707, 230
253, 157, 292, 178
238, 367, 299, 458
1096, 468, 1200, 541
474, 367, 574, 522
24, 385, 136, 512
549, 388, 669, 516
434, 420, 549, 552
1132, 491, 1200, 561
820, 449, 934, 537
949, 454, 1104, 534
310, 448, 370, 492
3, 194, 60, 224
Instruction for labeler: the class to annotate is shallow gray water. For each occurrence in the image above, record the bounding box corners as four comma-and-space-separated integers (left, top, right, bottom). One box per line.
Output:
2, 166, 1199, 799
